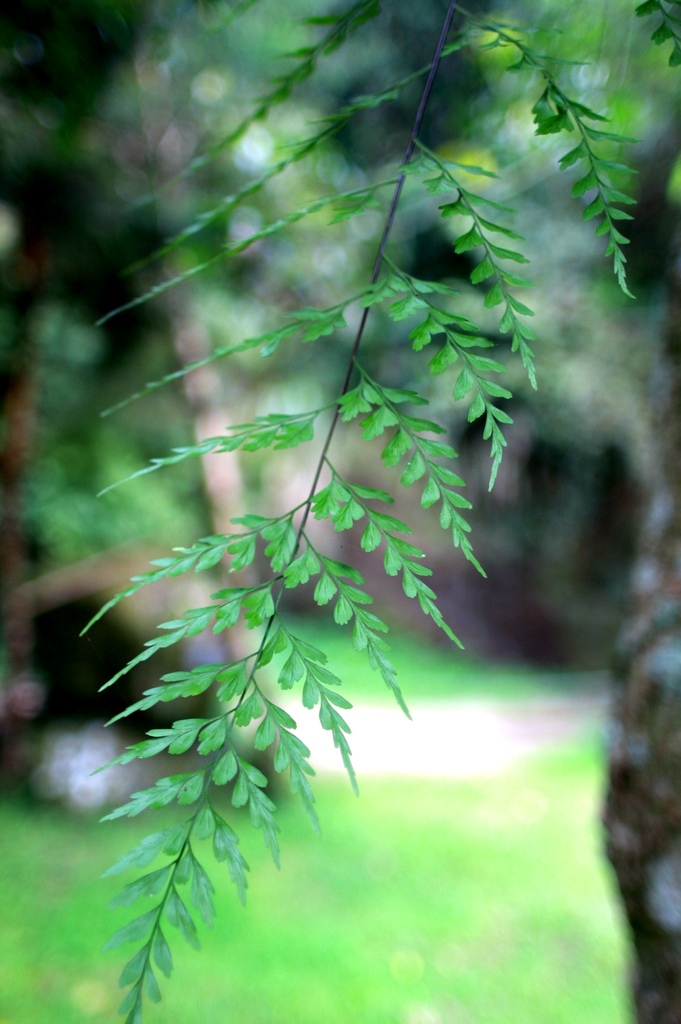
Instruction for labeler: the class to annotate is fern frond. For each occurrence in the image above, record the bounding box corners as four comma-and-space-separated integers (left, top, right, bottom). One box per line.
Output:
101, 5, 471, 1018
338, 369, 484, 575
379, 253, 519, 490
132, 46, 473, 277
98, 177, 397, 326
462, 14, 638, 296
101, 287, 377, 416
98, 408, 329, 495
636, 0, 681, 66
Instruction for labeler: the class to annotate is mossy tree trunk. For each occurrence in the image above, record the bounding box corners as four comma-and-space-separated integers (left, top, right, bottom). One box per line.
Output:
605, 251, 681, 1022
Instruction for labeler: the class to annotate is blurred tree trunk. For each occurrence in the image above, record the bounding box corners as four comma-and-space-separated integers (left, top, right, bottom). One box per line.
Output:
173, 315, 249, 536
0, 225, 48, 783
605, 248, 681, 1023
172, 313, 257, 668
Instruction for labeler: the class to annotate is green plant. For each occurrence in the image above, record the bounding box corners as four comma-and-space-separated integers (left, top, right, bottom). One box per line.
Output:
89, 3, 643, 1020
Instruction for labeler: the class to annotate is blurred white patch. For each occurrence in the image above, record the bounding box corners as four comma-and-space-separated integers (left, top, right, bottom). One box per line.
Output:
294, 703, 513, 778
234, 125, 274, 172
191, 69, 229, 106
288, 697, 604, 778
32, 722, 128, 810
228, 205, 263, 243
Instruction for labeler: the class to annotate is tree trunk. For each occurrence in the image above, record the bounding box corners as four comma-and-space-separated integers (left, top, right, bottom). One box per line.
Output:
605, 251, 681, 1022
0, 229, 47, 783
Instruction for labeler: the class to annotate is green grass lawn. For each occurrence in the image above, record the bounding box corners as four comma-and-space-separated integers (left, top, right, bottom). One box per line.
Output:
0, 739, 628, 1024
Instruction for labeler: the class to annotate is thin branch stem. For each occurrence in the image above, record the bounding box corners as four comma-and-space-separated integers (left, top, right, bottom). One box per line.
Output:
226, 0, 461, 772
297, 0, 461, 540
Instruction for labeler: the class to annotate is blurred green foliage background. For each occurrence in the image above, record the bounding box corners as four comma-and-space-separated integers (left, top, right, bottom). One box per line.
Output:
1, 0, 673, 698
0, 0, 678, 1019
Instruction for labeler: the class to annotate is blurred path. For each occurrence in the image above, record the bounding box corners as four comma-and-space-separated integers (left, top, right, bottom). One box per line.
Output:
288, 694, 609, 778
41, 691, 610, 809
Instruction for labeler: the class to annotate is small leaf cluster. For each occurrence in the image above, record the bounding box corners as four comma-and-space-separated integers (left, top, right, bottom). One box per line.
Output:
97, 600, 330, 1021
100, 410, 326, 494
284, 536, 409, 714
636, 0, 681, 66
84, 509, 308, 636
102, 801, 249, 1024
465, 15, 637, 296
365, 253, 517, 488
338, 371, 482, 577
